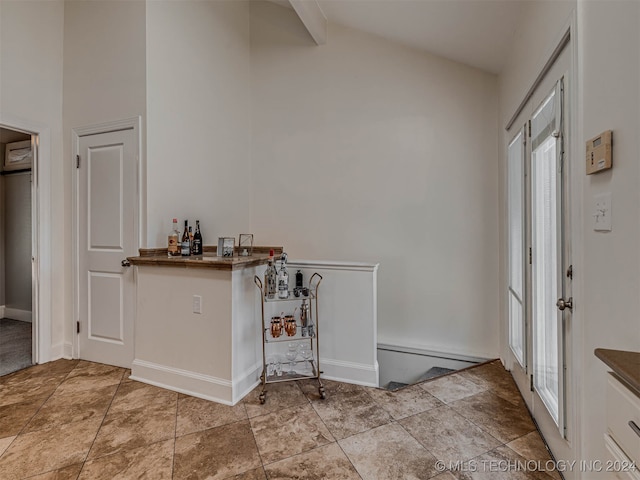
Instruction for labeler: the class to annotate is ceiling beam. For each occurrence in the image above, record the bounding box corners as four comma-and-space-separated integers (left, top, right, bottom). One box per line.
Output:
288, 0, 327, 45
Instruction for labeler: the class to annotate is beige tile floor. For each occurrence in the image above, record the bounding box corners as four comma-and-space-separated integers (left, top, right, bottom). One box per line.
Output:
0, 359, 562, 480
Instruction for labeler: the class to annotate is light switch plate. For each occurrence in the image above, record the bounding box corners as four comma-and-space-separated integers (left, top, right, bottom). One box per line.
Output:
593, 192, 612, 231
193, 295, 202, 314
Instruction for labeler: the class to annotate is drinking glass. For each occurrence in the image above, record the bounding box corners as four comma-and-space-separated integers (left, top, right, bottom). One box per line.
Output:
299, 345, 312, 372
285, 343, 298, 374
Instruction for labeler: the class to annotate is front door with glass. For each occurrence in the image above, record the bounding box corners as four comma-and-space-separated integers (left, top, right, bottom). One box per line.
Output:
505, 43, 574, 472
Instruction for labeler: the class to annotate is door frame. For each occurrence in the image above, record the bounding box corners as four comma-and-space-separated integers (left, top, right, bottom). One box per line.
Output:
0, 114, 52, 364
71, 116, 143, 360
502, 11, 583, 466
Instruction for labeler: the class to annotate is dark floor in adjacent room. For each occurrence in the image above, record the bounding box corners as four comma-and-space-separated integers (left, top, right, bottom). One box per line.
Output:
0, 359, 561, 479
0, 318, 32, 377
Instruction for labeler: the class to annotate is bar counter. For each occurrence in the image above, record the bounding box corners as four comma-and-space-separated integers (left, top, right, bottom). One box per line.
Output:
128, 246, 380, 405
128, 246, 282, 271
128, 246, 283, 405
595, 348, 640, 395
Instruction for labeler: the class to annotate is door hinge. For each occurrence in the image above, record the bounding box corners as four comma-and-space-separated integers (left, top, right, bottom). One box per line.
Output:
76, 155, 80, 169
528, 120, 532, 138
566, 265, 573, 279
529, 247, 532, 265
530, 374, 534, 392
76, 321, 80, 334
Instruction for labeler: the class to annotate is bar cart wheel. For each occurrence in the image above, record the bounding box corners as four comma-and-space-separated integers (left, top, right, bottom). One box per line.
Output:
319, 386, 326, 399
259, 392, 266, 404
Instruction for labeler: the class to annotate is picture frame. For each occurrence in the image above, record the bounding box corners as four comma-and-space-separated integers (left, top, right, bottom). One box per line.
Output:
238, 234, 254, 256
4, 140, 33, 171
217, 237, 235, 257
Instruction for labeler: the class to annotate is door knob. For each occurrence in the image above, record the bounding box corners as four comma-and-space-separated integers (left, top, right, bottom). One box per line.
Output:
556, 297, 573, 311
121, 259, 131, 267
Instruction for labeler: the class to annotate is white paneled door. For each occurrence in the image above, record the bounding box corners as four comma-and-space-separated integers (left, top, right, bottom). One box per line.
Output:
77, 127, 138, 368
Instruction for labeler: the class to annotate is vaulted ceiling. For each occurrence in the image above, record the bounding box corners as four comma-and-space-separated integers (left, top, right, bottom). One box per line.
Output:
274, 0, 526, 74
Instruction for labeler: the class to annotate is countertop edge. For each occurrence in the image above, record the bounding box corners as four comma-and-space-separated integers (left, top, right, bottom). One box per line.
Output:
595, 348, 640, 395
127, 255, 270, 271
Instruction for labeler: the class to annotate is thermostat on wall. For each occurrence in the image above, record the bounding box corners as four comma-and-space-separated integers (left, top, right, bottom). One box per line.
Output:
586, 130, 612, 175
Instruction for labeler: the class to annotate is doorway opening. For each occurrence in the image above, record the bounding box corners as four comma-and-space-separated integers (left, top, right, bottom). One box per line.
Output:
0, 127, 35, 376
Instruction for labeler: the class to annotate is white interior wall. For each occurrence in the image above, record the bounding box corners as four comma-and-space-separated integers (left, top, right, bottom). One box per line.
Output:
62, 0, 147, 354
250, 1, 500, 359
0, 0, 64, 349
577, 0, 640, 467
145, 0, 252, 248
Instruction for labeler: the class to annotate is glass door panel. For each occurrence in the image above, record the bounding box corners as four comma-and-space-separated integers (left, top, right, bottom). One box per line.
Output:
532, 134, 560, 423
508, 129, 526, 368
531, 84, 564, 428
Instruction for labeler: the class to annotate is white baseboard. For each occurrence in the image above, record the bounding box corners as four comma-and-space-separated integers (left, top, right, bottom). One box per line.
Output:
319, 358, 379, 387
131, 359, 236, 405
62, 342, 73, 359
49, 342, 65, 361
3, 307, 32, 323
232, 361, 262, 404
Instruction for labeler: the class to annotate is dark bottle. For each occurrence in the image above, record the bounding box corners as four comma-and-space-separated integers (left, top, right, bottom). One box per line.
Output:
296, 270, 303, 289
193, 220, 203, 255
181, 220, 191, 256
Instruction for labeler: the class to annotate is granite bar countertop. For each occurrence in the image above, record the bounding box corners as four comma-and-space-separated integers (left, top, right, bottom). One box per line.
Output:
128, 246, 283, 271
595, 348, 640, 395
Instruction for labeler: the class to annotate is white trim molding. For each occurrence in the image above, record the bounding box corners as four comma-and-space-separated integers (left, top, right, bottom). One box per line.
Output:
288, 259, 379, 273
131, 359, 236, 406
320, 358, 379, 387
0, 113, 53, 365
377, 339, 494, 364
232, 361, 262, 405
2, 308, 32, 323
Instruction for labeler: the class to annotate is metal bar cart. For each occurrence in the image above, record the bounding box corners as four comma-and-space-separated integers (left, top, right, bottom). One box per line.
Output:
254, 273, 324, 403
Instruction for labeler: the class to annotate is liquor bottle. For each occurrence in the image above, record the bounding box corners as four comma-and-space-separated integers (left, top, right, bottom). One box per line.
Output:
264, 249, 277, 299
277, 252, 289, 299
181, 220, 191, 256
168, 218, 180, 257
193, 220, 203, 255
188, 226, 194, 254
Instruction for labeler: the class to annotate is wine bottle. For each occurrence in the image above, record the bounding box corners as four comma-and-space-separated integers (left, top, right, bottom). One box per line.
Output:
264, 249, 277, 299
188, 226, 194, 254
193, 220, 203, 255
167, 218, 180, 257
181, 220, 191, 256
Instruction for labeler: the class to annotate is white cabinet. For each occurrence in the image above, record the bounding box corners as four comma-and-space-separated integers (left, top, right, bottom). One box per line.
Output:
604, 373, 640, 480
